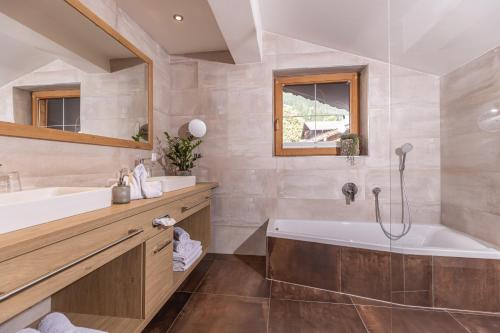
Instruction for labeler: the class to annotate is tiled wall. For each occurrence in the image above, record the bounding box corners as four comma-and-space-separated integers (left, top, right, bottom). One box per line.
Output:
167, 32, 441, 254
0, 0, 170, 189
441, 47, 500, 247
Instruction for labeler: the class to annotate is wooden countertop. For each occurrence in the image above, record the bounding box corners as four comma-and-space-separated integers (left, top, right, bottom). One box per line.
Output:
0, 182, 217, 262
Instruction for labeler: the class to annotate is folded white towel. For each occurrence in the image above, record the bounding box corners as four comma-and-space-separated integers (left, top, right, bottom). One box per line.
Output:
153, 216, 176, 228
16, 329, 40, 333
173, 239, 201, 254
124, 164, 163, 200
173, 247, 202, 272
141, 180, 162, 199
124, 174, 142, 200
174, 227, 190, 242
174, 244, 202, 263
38, 312, 107, 333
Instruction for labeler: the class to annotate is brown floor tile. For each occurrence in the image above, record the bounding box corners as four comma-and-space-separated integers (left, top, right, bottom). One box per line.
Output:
178, 257, 214, 292
269, 299, 366, 333
268, 237, 341, 291
142, 292, 192, 333
271, 281, 352, 304
168, 293, 269, 333
356, 306, 468, 333
450, 312, 500, 333
196, 255, 270, 297
341, 247, 391, 301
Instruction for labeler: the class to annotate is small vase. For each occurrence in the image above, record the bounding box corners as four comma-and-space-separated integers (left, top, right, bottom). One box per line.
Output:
340, 139, 360, 156
176, 170, 192, 176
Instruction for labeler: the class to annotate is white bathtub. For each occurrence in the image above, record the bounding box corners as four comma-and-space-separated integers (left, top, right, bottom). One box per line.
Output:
267, 219, 500, 259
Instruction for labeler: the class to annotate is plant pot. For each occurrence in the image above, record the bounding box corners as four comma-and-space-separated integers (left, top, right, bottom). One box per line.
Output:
176, 170, 192, 176
340, 138, 360, 156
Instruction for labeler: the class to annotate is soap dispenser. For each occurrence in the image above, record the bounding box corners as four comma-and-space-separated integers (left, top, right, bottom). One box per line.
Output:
112, 168, 131, 204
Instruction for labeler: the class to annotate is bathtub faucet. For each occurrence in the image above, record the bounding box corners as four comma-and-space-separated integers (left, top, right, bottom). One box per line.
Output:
342, 183, 358, 205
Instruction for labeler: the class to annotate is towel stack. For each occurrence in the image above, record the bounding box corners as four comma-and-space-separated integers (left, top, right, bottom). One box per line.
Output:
173, 227, 202, 272
17, 312, 106, 333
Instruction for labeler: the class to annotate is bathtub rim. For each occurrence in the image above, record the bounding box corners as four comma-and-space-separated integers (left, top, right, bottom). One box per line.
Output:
267, 219, 500, 260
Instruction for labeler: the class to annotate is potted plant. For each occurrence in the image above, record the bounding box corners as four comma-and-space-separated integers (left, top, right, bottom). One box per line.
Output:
132, 124, 148, 142
156, 131, 202, 176
340, 133, 360, 166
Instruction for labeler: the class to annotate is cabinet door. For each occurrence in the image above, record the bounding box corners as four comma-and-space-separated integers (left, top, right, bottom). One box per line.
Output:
144, 228, 173, 316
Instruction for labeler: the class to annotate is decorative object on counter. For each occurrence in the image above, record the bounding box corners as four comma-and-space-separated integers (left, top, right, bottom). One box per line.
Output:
340, 133, 360, 166
124, 164, 162, 200
156, 131, 202, 176
173, 227, 202, 272
112, 168, 131, 204
132, 124, 149, 142
0, 164, 22, 193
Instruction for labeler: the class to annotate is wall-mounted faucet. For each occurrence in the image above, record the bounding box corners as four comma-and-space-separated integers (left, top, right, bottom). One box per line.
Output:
342, 183, 358, 205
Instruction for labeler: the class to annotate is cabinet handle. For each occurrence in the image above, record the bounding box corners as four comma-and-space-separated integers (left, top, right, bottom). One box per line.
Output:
0, 228, 144, 302
153, 240, 172, 254
181, 196, 211, 212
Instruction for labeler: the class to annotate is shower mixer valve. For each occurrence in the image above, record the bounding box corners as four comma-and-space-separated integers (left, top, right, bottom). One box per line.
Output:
342, 183, 358, 205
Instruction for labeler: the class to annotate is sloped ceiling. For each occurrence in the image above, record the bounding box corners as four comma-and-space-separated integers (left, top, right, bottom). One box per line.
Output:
259, 0, 500, 75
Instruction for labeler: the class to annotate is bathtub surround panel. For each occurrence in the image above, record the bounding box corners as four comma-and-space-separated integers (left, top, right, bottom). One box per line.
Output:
267, 237, 341, 291
433, 256, 500, 312
168, 32, 441, 254
267, 236, 500, 312
340, 247, 391, 301
441, 46, 500, 247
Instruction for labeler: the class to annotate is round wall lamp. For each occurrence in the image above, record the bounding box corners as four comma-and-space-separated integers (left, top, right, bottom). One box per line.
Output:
188, 119, 207, 138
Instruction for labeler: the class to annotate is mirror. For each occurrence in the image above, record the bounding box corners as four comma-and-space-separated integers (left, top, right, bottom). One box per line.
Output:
0, 0, 152, 149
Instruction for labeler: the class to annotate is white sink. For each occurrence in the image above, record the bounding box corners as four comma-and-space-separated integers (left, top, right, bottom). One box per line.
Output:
0, 187, 112, 234
147, 176, 196, 193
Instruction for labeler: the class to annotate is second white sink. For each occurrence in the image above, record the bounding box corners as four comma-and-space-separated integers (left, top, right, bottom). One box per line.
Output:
0, 187, 112, 235
147, 176, 196, 193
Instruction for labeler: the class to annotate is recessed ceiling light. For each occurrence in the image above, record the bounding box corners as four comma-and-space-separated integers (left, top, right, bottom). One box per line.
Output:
173, 14, 184, 22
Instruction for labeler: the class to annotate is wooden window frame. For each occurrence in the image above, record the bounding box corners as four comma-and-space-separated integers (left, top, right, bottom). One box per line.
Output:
31, 89, 81, 128
274, 72, 359, 156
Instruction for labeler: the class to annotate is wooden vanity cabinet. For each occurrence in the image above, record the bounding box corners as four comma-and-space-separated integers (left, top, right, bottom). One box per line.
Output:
144, 228, 174, 316
0, 183, 216, 333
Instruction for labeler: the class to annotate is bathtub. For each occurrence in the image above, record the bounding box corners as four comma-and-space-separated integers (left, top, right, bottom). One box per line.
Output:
266, 219, 500, 313
267, 219, 500, 259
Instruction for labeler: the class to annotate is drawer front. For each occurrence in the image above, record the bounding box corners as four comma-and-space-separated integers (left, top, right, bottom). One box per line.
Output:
126, 190, 212, 240
145, 228, 173, 316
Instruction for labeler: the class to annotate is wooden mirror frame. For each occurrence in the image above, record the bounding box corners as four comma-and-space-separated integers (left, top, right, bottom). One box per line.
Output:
0, 0, 153, 150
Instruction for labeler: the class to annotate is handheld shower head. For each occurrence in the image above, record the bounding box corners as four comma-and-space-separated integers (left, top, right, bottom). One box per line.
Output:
401, 143, 413, 154
398, 143, 413, 171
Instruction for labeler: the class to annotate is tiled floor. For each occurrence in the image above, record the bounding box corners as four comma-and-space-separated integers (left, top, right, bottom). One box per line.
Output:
143, 254, 500, 333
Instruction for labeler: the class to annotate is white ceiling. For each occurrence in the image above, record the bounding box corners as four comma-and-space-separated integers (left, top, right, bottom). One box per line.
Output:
259, 0, 500, 76
115, 0, 228, 55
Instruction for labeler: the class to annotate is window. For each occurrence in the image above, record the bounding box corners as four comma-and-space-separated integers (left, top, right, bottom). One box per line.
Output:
274, 73, 359, 156
31, 89, 81, 133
